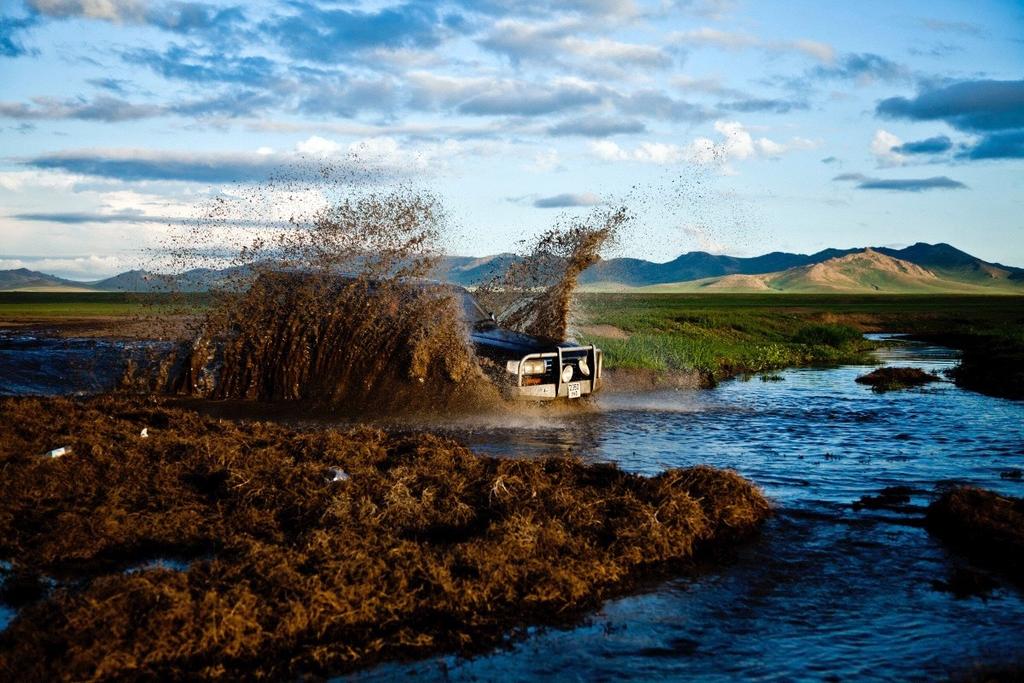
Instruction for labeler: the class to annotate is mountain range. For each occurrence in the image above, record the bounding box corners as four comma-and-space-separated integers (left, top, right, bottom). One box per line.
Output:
2, 243, 1021, 294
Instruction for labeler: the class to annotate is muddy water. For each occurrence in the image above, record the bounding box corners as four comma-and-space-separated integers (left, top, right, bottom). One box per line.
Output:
0, 332, 170, 396
2, 335, 1023, 678
354, 336, 1024, 681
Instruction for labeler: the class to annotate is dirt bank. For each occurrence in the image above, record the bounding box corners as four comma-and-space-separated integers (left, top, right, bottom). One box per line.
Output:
926, 487, 1024, 584
0, 396, 769, 680
855, 367, 942, 392
942, 335, 1024, 401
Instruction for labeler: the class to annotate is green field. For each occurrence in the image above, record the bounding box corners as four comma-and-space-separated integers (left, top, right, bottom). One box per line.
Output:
0, 292, 205, 318
576, 294, 1024, 390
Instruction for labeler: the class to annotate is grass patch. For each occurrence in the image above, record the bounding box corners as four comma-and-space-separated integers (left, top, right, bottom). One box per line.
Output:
944, 327, 1024, 400
0, 396, 769, 679
792, 323, 863, 347
855, 367, 942, 392
0, 292, 206, 319
576, 294, 878, 380
576, 294, 1024, 389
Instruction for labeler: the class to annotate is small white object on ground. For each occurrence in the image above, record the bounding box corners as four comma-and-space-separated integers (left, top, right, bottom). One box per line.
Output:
326, 467, 350, 482
140, 428, 149, 438
45, 446, 69, 458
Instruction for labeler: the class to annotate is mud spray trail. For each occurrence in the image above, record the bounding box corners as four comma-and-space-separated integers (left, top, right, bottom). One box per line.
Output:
474, 206, 630, 341
141, 168, 626, 415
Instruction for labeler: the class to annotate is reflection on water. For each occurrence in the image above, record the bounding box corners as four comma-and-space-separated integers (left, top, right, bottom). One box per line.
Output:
354, 336, 1024, 681
1, 333, 1022, 679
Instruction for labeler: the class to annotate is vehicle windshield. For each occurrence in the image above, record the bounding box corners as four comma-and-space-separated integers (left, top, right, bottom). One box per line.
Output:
459, 290, 494, 326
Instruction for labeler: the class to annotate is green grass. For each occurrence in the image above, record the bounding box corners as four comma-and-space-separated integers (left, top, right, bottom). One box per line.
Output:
0, 292, 206, 318
576, 293, 1024, 382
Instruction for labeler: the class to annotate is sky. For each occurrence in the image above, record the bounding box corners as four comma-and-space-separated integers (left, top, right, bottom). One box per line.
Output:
0, 0, 1022, 279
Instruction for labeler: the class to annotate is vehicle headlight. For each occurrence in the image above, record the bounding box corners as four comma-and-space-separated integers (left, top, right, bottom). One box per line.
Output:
506, 359, 548, 375
561, 365, 574, 383
577, 358, 590, 376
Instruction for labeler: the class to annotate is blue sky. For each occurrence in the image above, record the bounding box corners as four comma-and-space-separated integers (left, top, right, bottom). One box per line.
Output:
0, 0, 1022, 279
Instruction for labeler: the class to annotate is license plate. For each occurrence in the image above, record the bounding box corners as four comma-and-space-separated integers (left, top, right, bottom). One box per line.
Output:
567, 382, 582, 399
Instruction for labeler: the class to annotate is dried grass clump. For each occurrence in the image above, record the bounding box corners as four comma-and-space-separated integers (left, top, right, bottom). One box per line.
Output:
926, 486, 1024, 582
0, 396, 769, 680
855, 366, 941, 392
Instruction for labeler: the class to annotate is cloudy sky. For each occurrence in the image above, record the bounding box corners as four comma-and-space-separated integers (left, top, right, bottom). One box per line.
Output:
1, 0, 1022, 279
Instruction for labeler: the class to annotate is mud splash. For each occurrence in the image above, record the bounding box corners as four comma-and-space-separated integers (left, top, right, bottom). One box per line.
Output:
0, 395, 769, 679
145, 177, 502, 413
140, 169, 628, 412
476, 206, 629, 341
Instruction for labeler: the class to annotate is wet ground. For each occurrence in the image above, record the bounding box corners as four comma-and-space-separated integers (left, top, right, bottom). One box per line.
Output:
2, 333, 1023, 679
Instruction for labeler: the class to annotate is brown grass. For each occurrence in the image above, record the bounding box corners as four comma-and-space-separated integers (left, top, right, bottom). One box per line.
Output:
926, 487, 1024, 583
0, 396, 769, 680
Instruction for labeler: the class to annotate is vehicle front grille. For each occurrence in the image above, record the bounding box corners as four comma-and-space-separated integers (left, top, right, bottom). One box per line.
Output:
560, 350, 590, 382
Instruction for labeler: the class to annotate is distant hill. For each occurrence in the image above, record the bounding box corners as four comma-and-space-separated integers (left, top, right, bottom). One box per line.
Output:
643, 249, 1023, 294
437, 254, 518, 286
0, 268, 93, 292
578, 242, 1024, 290
873, 243, 1023, 288
2, 243, 1021, 293
578, 248, 858, 287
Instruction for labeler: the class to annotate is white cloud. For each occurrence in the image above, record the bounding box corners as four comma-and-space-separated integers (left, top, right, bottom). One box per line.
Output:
590, 121, 819, 168
871, 129, 907, 167
680, 223, 727, 253
589, 140, 634, 161
26, 0, 145, 22
0, 253, 130, 279
791, 39, 835, 63
634, 141, 688, 163
671, 75, 745, 98
0, 170, 84, 192
672, 28, 835, 63
297, 135, 343, 156
674, 27, 759, 50
92, 189, 193, 217
526, 149, 563, 172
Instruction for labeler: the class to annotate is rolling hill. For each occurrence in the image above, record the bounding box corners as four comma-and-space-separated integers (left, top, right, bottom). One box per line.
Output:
642, 249, 1023, 294
2, 243, 1021, 293
0, 268, 94, 292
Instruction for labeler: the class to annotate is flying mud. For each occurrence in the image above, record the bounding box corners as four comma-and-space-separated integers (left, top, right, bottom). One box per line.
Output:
475, 206, 629, 341
137, 169, 628, 415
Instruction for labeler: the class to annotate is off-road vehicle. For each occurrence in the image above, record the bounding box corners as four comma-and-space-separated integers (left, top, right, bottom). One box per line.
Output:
453, 286, 603, 400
